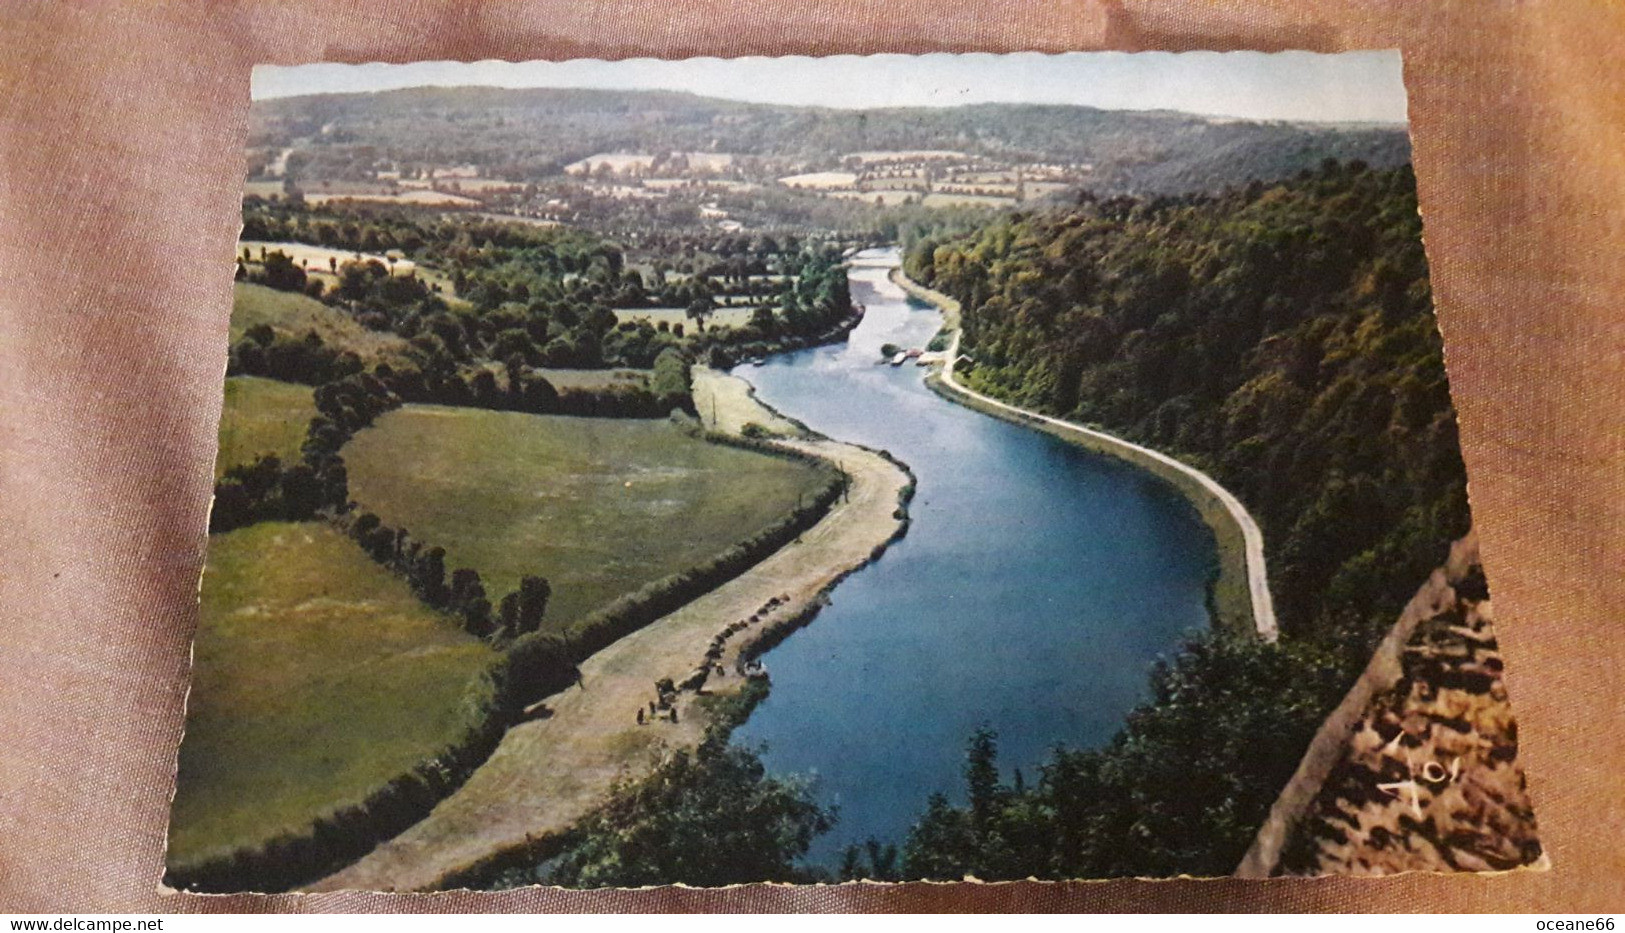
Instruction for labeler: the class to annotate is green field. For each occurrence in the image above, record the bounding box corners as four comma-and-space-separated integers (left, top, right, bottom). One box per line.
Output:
168, 521, 499, 868
216, 376, 315, 479
230, 281, 412, 366
342, 405, 831, 629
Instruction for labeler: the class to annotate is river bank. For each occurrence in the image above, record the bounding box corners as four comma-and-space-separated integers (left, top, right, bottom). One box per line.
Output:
728, 250, 1221, 865
890, 266, 1274, 641
307, 369, 913, 892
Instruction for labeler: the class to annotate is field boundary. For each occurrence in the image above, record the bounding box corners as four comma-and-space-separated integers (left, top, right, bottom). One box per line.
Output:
893, 266, 1276, 642
437, 447, 918, 891
306, 373, 913, 892
181, 363, 845, 892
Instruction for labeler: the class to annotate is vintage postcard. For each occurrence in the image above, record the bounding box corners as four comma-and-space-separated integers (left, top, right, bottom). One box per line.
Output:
166, 51, 1541, 892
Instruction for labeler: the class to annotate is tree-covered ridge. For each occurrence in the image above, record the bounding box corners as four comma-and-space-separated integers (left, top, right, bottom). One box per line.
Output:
907, 161, 1469, 660
252, 87, 1409, 198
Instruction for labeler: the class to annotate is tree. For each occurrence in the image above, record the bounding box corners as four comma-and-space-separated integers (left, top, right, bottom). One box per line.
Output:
515, 575, 551, 635
503, 352, 527, 400
685, 296, 714, 332
840, 838, 901, 881
499, 575, 551, 639
541, 736, 833, 888
520, 371, 559, 413
412, 547, 448, 606
448, 568, 494, 637
245, 323, 276, 347
965, 727, 1002, 829
469, 369, 501, 408
649, 347, 691, 412
259, 250, 307, 293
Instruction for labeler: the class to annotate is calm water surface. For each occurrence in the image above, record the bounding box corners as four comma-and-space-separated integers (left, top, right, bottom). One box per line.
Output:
729, 247, 1214, 866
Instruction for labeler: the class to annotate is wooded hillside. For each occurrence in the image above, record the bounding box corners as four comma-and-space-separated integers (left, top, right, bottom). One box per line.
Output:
907, 161, 1469, 664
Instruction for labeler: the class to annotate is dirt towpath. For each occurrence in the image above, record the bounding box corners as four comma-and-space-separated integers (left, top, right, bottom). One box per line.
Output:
309, 369, 910, 892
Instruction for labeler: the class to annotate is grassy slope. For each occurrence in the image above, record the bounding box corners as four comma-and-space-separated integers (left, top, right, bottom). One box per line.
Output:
239, 240, 460, 296
230, 281, 412, 366
342, 405, 830, 629
215, 376, 316, 479
168, 521, 498, 867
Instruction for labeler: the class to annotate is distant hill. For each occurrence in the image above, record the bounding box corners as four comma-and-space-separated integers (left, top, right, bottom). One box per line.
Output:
250, 86, 1410, 197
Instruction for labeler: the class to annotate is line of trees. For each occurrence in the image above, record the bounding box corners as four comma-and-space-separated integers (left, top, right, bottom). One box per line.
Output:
340, 509, 550, 645
228, 322, 366, 386
214, 358, 569, 645
209, 367, 387, 533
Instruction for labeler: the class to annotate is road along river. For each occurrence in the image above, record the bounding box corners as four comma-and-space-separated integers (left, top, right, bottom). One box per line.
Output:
729, 247, 1223, 866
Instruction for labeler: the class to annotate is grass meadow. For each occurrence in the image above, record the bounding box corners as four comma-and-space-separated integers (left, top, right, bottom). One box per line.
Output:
215, 376, 315, 479
168, 521, 499, 868
341, 405, 831, 630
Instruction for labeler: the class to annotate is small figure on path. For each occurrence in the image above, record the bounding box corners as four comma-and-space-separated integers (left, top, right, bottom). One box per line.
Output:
637, 708, 645, 725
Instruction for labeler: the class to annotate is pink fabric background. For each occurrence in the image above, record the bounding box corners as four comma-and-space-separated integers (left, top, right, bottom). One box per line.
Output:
1, 0, 1620, 912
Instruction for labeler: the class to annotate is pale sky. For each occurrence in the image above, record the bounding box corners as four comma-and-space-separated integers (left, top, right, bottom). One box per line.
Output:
252, 51, 1407, 124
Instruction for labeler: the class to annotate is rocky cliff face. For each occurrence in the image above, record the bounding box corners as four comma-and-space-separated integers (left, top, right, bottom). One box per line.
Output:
1278, 542, 1543, 875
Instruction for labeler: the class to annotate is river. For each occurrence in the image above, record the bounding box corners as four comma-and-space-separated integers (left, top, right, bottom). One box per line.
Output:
728, 247, 1218, 867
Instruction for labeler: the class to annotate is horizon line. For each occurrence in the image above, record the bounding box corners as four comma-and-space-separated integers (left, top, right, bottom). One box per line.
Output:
253, 81, 1410, 127
251, 51, 1410, 125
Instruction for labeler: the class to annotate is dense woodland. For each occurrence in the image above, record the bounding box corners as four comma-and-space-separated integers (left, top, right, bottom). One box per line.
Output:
237, 199, 855, 374
875, 160, 1471, 878
908, 161, 1464, 656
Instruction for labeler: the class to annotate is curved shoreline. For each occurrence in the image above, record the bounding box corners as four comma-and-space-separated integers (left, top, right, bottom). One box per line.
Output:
891, 266, 1278, 642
